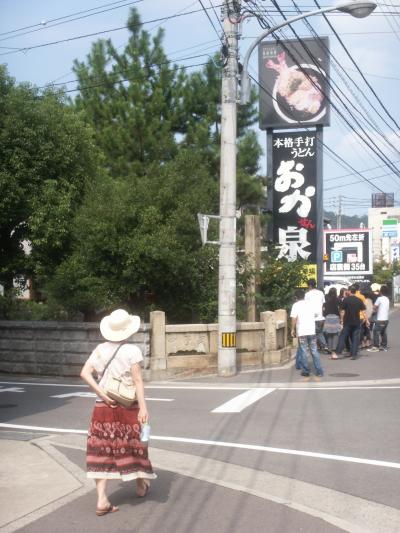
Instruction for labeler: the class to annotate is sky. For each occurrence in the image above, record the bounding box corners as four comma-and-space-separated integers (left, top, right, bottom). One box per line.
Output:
1, 0, 400, 220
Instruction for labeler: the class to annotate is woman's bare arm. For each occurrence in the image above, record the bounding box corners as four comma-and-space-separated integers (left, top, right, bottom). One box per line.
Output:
80, 360, 116, 407
132, 362, 148, 424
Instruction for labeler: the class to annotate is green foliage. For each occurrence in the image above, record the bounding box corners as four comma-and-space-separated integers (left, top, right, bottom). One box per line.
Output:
0, 65, 100, 293
73, 10, 185, 177
48, 151, 220, 322
257, 248, 308, 313
0, 292, 70, 321
373, 259, 400, 284
324, 210, 368, 229
2, 7, 267, 323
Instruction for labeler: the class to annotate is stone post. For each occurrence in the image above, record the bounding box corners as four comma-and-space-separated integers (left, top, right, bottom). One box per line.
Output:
274, 309, 288, 348
150, 311, 167, 372
261, 311, 277, 365
245, 214, 261, 321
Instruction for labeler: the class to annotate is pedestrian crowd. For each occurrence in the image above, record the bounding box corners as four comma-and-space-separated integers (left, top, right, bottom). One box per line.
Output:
290, 279, 390, 378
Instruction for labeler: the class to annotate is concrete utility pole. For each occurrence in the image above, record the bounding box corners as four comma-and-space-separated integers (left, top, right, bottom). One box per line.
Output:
218, 0, 241, 376
337, 194, 342, 229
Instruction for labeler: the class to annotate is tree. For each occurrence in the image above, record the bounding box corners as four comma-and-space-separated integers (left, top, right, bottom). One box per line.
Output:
256, 247, 308, 313
73, 10, 264, 207
0, 65, 100, 294
48, 150, 220, 322
62, 8, 266, 321
373, 259, 400, 285
73, 10, 185, 178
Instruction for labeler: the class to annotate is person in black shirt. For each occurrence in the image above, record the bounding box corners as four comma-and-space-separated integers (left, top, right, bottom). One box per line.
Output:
336, 285, 367, 360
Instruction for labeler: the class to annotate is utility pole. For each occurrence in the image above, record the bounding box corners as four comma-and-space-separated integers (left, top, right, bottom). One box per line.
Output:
337, 194, 342, 229
218, 0, 241, 376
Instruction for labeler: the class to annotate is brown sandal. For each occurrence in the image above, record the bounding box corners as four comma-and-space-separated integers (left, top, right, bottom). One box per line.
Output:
136, 479, 150, 498
96, 504, 119, 516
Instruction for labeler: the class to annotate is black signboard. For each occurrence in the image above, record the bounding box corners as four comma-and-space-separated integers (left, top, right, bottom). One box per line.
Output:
272, 131, 317, 263
259, 37, 330, 130
324, 229, 373, 276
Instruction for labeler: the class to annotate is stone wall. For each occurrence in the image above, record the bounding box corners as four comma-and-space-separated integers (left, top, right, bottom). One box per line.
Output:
0, 321, 150, 376
150, 309, 290, 377
0, 310, 289, 378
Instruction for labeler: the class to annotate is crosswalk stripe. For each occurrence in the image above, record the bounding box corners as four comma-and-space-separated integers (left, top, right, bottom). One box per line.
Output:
212, 388, 275, 413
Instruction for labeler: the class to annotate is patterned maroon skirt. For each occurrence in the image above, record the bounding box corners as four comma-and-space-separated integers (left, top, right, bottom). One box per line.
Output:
86, 402, 157, 481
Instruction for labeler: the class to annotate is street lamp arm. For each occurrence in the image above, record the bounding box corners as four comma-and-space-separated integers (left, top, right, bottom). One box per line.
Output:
240, 1, 376, 104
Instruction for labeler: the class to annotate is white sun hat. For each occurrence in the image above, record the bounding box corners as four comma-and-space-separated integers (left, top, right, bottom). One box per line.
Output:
100, 309, 140, 342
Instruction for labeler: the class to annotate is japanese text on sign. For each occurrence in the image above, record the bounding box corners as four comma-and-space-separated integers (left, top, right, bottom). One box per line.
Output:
272, 132, 317, 263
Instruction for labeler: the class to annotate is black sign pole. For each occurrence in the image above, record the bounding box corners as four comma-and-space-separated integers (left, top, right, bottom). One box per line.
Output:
316, 126, 324, 290
266, 128, 274, 241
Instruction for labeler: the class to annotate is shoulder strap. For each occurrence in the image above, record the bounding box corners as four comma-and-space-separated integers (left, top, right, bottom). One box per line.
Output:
102, 343, 125, 375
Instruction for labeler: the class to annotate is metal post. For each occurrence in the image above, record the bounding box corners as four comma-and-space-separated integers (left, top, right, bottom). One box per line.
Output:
218, 0, 241, 376
337, 194, 342, 229
266, 129, 274, 242
316, 126, 324, 290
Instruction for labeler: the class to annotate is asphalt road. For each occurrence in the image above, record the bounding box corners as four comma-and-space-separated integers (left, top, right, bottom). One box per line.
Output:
1, 309, 400, 532
1, 370, 400, 532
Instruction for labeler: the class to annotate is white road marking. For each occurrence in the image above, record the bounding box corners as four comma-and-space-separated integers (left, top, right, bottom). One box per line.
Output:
51, 392, 95, 399
212, 388, 275, 413
1, 380, 400, 391
1, 422, 399, 470
49, 392, 174, 401
0, 386, 25, 393
0, 423, 87, 435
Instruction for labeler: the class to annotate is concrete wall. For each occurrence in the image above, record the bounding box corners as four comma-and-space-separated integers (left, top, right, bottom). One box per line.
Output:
0, 321, 150, 376
150, 309, 290, 378
0, 310, 289, 378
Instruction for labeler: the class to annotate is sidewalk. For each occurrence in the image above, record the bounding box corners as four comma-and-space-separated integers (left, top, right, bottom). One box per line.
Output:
168, 308, 400, 386
2, 433, 400, 533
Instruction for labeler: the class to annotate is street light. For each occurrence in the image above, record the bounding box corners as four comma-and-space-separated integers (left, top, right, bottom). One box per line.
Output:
217, 0, 376, 377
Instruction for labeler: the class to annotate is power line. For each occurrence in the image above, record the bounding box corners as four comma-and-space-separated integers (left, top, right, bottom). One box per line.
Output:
0, 1, 144, 43
247, 13, 400, 185
208, 0, 224, 33
248, 72, 386, 193
324, 171, 400, 191
0, 0, 137, 38
198, 0, 224, 43
0, 4, 224, 57
64, 61, 209, 94
38, 53, 217, 93
312, 0, 400, 133
265, 1, 400, 182
325, 161, 400, 182
42, 0, 204, 89
291, 0, 400, 147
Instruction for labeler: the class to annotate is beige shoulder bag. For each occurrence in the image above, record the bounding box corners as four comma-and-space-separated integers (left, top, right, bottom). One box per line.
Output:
103, 344, 136, 408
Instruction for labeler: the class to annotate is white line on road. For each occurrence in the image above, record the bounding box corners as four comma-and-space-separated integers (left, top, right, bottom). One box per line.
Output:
2, 422, 399, 470
49, 392, 174, 401
2, 380, 400, 391
212, 388, 275, 413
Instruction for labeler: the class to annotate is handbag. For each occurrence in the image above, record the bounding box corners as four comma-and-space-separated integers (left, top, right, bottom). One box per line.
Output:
103, 343, 136, 407
106, 376, 136, 408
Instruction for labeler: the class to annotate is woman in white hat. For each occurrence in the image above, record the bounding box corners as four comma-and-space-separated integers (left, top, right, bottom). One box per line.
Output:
80, 309, 156, 516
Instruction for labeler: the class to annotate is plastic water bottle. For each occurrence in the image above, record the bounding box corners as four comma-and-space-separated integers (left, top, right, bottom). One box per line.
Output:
140, 422, 151, 443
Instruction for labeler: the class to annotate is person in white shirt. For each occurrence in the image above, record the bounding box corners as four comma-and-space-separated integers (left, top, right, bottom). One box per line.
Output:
367, 285, 390, 352
290, 289, 324, 377
305, 279, 330, 354
80, 309, 156, 516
